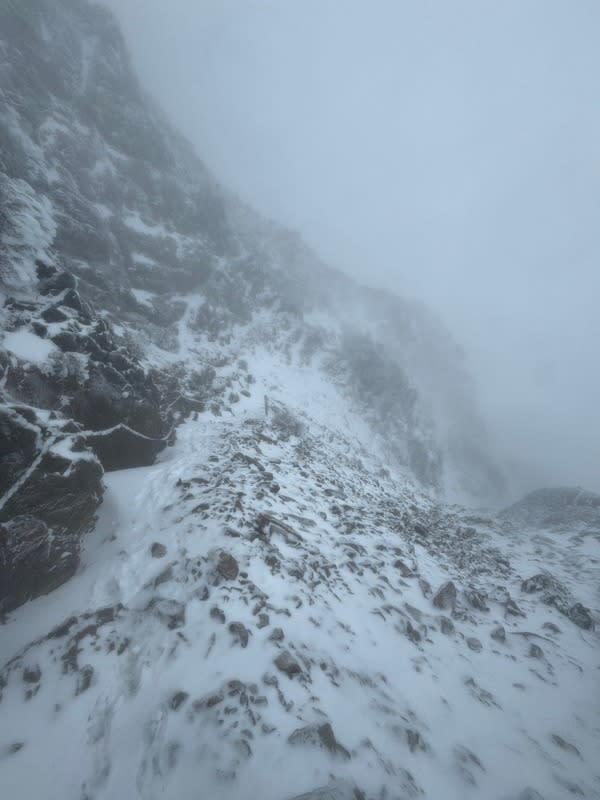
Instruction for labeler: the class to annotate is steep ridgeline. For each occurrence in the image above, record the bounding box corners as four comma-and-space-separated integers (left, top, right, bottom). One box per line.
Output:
1, 3, 599, 800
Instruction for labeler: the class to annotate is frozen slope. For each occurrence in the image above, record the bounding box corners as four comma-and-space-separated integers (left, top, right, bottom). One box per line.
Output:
1, 324, 598, 800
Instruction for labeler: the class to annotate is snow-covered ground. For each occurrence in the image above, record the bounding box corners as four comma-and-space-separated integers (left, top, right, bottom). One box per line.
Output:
1, 362, 598, 799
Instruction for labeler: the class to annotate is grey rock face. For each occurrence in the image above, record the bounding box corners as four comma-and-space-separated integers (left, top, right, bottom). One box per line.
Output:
0, 406, 103, 613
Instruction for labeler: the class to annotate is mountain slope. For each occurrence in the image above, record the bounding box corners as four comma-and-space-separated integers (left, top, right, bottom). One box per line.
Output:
0, 2, 598, 800
1, 387, 598, 800
0, 0, 503, 500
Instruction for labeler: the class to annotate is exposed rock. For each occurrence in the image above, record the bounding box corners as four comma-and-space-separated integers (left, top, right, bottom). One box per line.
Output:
550, 734, 581, 758
210, 606, 226, 624
490, 625, 506, 643
465, 588, 489, 612
75, 665, 94, 695
0, 415, 104, 613
467, 637, 483, 652
288, 722, 351, 760
521, 573, 557, 594
393, 559, 413, 577
274, 650, 303, 678
505, 598, 525, 617
269, 627, 285, 642
22, 665, 41, 684
439, 616, 455, 635
86, 425, 165, 471
405, 620, 422, 643
528, 644, 543, 659
228, 622, 251, 648
0, 406, 38, 495
151, 542, 167, 558
146, 598, 186, 629
216, 551, 239, 582
521, 573, 593, 629
568, 603, 594, 630
168, 691, 189, 711
432, 580, 457, 611
542, 622, 561, 634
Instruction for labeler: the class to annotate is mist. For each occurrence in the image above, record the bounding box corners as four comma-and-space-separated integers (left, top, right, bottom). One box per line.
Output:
104, 0, 600, 494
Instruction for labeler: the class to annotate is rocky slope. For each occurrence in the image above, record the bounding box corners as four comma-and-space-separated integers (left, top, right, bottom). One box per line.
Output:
0, 0, 506, 612
0, 2, 598, 799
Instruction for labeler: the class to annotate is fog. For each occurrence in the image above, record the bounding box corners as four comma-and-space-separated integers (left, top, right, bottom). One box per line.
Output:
104, 0, 600, 494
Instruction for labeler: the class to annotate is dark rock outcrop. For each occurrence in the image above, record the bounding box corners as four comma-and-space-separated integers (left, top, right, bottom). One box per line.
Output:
521, 572, 594, 630
0, 406, 103, 613
288, 722, 351, 760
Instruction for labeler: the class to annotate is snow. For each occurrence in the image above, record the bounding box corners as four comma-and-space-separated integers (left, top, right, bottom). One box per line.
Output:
123, 211, 171, 238
93, 203, 113, 221
131, 252, 159, 269
130, 288, 155, 308
0, 176, 57, 287
2, 329, 58, 364
1, 384, 598, 799
89, 156, 117, 178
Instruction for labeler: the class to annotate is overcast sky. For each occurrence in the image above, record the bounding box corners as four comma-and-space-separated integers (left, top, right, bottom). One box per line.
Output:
104, 0, 600, 493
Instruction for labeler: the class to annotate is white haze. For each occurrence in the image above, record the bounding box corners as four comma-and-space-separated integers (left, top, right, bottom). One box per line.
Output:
104, 0, 600, 496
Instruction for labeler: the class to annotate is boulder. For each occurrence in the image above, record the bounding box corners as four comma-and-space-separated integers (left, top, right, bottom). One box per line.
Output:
0, 413, 103, 613
228, 622, 251, 648
288, 722, 351, 760
432, 580, 457, 611
216, 550, 239, 581
85, 425, 165, 471
274, 650, 302, 678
